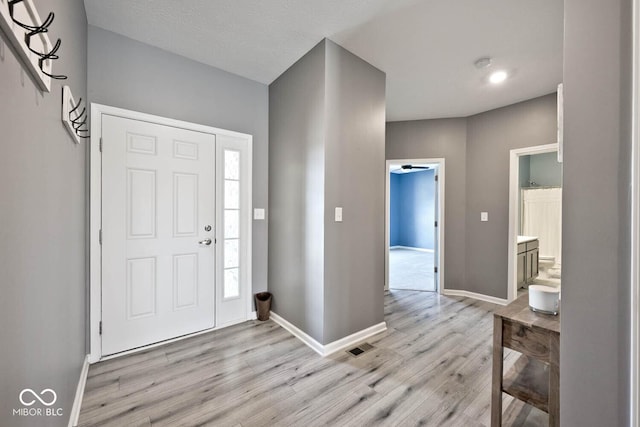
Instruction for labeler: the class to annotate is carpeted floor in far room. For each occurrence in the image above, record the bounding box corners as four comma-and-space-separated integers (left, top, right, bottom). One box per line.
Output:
389, 247, 435, 292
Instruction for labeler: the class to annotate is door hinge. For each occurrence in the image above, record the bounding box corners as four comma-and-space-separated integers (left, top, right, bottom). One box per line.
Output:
99, 321, 102, 335
99, 137, 103, 152
435, 175, 438, 182
99, 229, 102, 245
434, 220, 438, 227
434, 266, 438, 274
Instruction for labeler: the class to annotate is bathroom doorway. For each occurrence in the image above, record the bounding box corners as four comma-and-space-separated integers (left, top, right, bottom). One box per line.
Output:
508, 144, 562, 301
385, 158, 445, 293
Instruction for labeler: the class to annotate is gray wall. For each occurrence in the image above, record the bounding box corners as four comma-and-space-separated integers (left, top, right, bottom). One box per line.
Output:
323, 40, 386, 344
268, 40, 326, 342
0, 1, 87, 425
561, 0, 632, 424
387, 94, 557, 298
269, 40, 385, 344
87, 26, 269, 294
386, 119, 468, 290
466, 94, 557, 298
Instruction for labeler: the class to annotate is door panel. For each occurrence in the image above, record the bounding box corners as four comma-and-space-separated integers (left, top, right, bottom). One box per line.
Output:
127, 169, 156, 238
127, 257, 156, 318
173, 253, 198, 310
173, 173, 198, 236
531, 248, 539, 278
102, 115, 216, 356
517, 252, 527, 286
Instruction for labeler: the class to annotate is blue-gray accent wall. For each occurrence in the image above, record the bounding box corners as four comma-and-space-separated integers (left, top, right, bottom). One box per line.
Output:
389, 170, 435, 250
390, 173, 401, 246
520, 152, 562, 188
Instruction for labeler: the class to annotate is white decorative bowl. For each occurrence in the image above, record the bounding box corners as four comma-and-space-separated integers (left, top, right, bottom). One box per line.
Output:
529, 285, 560, 315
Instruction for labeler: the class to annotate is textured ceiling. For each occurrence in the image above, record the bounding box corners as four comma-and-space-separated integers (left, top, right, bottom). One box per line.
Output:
84, 0, 563, 121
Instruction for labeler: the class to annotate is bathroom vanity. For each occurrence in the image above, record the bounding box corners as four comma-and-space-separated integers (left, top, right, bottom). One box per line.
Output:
517, 236, 539, 287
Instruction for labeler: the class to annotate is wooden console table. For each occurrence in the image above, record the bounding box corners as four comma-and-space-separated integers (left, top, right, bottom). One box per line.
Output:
491, 293, 560, 426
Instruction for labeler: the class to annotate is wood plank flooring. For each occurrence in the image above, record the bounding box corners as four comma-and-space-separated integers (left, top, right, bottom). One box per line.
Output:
78, 291, 548, 426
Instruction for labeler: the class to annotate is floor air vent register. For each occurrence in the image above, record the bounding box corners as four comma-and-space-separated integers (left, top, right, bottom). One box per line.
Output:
347, 342, 374, 357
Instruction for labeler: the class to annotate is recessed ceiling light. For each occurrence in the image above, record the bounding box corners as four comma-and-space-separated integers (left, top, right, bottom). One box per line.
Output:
489, 70, 508, 84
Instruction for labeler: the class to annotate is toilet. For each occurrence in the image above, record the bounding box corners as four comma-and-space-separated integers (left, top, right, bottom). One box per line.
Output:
538, 256, 560, 279
539, 256, 555, 269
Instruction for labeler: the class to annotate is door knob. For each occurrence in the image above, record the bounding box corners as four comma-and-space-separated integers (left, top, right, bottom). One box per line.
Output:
199, 238, 212, 246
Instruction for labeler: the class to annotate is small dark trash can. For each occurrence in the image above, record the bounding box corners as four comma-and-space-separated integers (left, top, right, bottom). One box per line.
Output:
255, 292, 272, 321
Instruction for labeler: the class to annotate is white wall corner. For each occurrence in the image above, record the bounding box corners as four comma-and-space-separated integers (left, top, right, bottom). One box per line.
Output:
322, 322, 388, 356
270, 312, 324, 355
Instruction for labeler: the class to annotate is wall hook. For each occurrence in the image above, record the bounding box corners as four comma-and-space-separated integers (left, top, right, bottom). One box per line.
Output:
62, 86, 89, 143
1, 0, 66, 89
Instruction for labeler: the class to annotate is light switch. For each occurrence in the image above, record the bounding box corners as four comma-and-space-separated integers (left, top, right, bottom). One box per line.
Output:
481, 212, 488, 222
253, 208, 265, 220
335, 207, 343, 222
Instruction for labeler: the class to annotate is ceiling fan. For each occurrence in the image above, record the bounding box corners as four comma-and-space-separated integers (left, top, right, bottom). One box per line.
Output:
400, 164, 429, 170
390, 164, 431, 173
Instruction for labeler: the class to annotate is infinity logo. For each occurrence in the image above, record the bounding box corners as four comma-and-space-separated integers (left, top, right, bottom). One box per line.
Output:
19, 389, 57, 407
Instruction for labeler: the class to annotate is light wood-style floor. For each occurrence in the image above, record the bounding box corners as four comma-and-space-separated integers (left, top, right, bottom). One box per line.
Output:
78, 291, 547, 426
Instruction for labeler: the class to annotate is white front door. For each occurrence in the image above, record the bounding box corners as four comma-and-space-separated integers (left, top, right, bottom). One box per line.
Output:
101, 115, 216, 355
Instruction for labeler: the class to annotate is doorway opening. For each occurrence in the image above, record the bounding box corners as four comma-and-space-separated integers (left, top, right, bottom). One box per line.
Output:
508, 144, 562, 301
385, 158, 445, 293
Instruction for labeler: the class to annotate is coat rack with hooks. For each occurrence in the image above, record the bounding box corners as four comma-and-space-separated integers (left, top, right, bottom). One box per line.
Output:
62, 86, 89, 144
0, 0, 68, 92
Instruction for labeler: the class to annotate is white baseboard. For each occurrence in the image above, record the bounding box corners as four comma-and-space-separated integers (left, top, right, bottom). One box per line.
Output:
442, 289, 509, 306
99, 315, 249, 362
270, 312, 387, 357
247, 310, 257, 320
390, 246, 434, 253
323, 322, 388, 355
270, 312, 325, 355
68, 355, 90, 427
